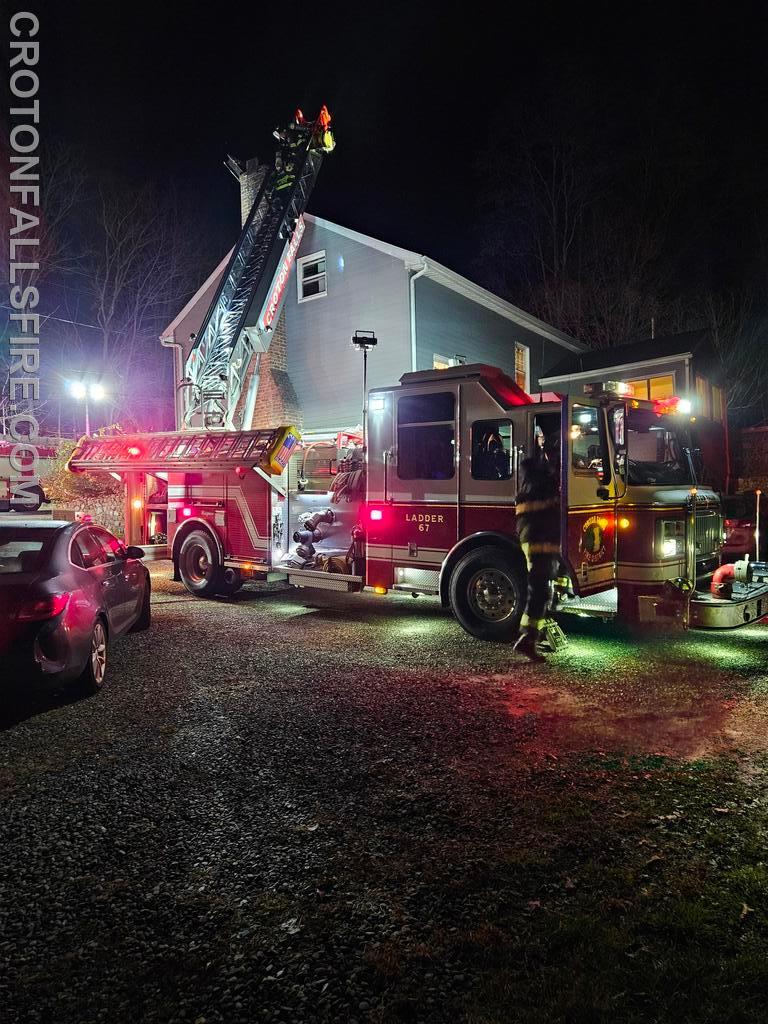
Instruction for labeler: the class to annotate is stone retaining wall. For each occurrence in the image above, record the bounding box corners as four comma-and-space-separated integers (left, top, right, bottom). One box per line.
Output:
51, 489, 125, 538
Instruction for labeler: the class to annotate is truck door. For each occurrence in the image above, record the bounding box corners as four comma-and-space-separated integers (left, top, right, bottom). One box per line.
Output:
562, 397, 617, 594
366, 388, 396, 575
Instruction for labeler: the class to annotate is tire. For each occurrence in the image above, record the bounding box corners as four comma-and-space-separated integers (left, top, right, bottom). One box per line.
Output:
178, 530, 222, 597
78, 619, 109, 694
129, 579, 152, 631
217, 568, 243, 597
448, 545, 525, 641
10, 483, 45, 513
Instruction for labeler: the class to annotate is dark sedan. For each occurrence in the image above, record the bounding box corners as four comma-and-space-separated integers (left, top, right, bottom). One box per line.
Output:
0, 520, 151, 691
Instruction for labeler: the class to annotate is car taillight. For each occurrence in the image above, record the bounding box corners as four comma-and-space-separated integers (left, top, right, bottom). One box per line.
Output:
18, 592, 71, 621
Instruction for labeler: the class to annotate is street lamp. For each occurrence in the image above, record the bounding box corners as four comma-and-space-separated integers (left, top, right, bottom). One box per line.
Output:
68, 380, 107, 435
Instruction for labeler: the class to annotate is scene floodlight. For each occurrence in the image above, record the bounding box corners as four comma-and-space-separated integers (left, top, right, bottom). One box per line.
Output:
69, 380, 87, 400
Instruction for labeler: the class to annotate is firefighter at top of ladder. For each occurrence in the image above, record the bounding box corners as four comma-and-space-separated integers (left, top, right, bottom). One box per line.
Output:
273, 106, 335, 192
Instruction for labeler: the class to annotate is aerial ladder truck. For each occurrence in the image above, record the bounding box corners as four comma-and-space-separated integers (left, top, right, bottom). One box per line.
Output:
69, 105, 768, 637
181, 106, 334, 431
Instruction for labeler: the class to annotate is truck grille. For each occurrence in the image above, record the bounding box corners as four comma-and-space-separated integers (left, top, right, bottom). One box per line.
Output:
696, 509, 722, 558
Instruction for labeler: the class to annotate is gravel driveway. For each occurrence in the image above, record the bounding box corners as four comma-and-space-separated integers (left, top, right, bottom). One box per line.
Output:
2, 563, 768, 1024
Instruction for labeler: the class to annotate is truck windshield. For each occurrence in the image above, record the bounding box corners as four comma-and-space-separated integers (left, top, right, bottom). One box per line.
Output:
626, 408, 691, 486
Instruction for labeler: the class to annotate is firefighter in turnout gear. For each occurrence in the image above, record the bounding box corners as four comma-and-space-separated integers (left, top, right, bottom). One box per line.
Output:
513, 455, 561, 661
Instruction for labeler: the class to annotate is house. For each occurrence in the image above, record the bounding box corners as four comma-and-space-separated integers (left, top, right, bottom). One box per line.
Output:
160, 166, 585, 434
540, 329, 730, 488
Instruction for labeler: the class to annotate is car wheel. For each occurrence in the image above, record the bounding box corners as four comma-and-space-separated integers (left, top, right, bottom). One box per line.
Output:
178, 530, 222, 597
78, 619, 109, 693
129, 580, 152, 631
448, 545, 525, 641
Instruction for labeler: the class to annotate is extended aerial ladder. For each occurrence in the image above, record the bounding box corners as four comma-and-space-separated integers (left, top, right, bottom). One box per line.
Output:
181, 106, 334, 430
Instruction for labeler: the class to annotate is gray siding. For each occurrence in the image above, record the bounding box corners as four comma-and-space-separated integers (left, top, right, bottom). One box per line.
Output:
285, 221, 411, 431
413, 277, 564, 390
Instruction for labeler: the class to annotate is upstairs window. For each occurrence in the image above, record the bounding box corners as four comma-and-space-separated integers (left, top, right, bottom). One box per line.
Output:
514, 344, 529, 391
297, 250, 327, 302
397, 392, 455, 480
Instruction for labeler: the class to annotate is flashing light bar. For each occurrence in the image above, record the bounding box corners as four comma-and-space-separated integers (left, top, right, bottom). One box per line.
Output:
652, 396, 693, 416
584, 381, 635, 398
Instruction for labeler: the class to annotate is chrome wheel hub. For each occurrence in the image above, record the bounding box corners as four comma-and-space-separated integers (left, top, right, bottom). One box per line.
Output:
91, 623, 107, 684
468, 569, 516, 622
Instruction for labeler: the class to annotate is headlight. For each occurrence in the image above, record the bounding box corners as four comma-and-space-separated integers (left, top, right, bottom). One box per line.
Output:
658, 519, 685, 559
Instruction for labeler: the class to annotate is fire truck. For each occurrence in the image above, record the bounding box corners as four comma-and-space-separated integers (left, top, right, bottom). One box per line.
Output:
0, 439, 54, 512
65, 103, 768, 635
68, 364, 768, 636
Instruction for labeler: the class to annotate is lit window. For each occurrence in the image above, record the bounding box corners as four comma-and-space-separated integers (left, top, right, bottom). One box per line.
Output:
696, 375, 712, 418
514, 344, 529, 391
649, 375, 674, 400
711, 385, 725, 423
297, 250, 327, 302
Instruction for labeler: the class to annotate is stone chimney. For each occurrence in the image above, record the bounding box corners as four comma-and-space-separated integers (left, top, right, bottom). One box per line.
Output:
228, 155, 302, 431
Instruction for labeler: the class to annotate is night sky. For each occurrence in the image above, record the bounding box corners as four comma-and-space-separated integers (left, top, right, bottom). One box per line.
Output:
42, 0, 768, 292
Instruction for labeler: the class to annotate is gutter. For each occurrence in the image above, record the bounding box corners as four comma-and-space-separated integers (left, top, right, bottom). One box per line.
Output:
540, 352, 693, 387
409, 258, 429, 371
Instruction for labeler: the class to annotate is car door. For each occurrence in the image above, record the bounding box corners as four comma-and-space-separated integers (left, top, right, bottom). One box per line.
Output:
91, 527, 142, 632
71, 527, 118, 630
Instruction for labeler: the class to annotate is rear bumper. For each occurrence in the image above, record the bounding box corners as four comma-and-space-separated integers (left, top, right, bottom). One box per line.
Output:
690, 583, 768, 629
2, 623, 87, 684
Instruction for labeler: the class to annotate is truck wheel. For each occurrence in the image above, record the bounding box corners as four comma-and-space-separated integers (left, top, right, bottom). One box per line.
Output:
179, 530, 222, 597
448, 546, 525, 641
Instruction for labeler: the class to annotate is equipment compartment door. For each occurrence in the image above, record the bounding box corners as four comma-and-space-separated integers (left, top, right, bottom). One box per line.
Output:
563, 397, 617, 594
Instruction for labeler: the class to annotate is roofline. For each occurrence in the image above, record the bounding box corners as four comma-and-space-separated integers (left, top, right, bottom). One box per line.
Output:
159, 250, 233, 341
539, 352, 693, 386
304, 214, 584, 352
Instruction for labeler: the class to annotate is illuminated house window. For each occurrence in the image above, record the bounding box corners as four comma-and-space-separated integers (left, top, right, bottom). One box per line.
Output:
626, 374, 675, 400
711, 385, 725, 422
695, 375, 711, 418
297, 250, 327, 302
514, 343, 529, 391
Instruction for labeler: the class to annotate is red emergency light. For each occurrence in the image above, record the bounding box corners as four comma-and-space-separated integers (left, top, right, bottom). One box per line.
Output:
181, 507, 193, 518
653, 396, 693, 416
127, 445, 141, 457
369, 508, 384, 521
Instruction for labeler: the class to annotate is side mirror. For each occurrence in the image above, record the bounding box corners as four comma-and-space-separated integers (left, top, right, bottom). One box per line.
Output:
596, 486, 610, 500
125, 545, 145, 560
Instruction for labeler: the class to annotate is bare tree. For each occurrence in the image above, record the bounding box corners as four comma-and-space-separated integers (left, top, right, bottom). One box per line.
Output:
86, 182, 208, 429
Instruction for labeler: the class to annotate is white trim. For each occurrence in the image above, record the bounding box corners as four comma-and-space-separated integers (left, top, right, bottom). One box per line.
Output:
160, 250, 233, 341
540, 352, 694, 387
304, 214, 584, 353
296, 249, 327, 303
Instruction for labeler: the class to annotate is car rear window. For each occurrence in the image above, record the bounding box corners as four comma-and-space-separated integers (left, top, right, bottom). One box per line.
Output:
0, 527, 55, 574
